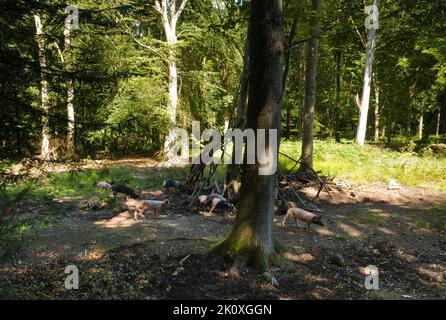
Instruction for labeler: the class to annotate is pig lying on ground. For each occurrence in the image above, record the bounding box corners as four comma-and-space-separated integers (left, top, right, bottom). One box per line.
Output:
197, 194, 228, 211
208, 197, 234, 214
282, 207, 325, 229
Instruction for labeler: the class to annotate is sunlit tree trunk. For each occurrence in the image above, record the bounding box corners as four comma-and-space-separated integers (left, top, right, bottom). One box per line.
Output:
34, 13, 50, 158
155, 0, 188, 162
374, 75, 380, 141
64, 25, 75, 157
436, 108, 441, 137
300, 0, 322, 170
356, 0, 379, 147
418, 112, 424, 140
212, 0, 284, 272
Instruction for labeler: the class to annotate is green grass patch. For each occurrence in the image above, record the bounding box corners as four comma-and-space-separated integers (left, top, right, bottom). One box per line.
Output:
279, 140, 446, 190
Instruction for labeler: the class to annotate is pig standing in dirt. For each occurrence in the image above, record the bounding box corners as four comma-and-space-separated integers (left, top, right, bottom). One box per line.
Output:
125, 198, 149, 220
282, 207, 325, 229
125, 198, 171, 220
112, 184, 140, 199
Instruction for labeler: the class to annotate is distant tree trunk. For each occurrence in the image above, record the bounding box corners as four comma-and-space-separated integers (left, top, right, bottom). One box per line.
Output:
356, 0, 379, 147
34, 13, 50, 158
155, 0, 188, 162
297, 43, 306, 139
283, 17, 299, 140
212, 0, 284, 272
64, 24, 75, 157
334, 50, 342, 142
300, 0, 322, 170
374, 75, 380, 141
418, 112, 424, 140
436, 108, 441, 137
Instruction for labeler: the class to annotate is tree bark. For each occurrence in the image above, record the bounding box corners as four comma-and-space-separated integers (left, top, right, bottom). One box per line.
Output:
374, 75, 380, 141
418, 112, 424, 140
212, 0, 284, 272
356, 0, 379, 147
283, 17, 298, 140
225, 39, 250, 190
436, 108, 441, 137
300, 0, 322, 170
64, 25, 75, 157
297, 43, 306, 139
334, 50, 342, 142
34, 13, 50, 158
155, 0, 188, 162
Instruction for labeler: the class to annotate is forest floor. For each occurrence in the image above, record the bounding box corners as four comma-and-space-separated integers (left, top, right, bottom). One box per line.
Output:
1, 158, 446, 300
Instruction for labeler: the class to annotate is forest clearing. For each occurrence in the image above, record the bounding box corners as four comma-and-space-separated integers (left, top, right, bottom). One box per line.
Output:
1, 142, 445, 300
1, 0, 446, 304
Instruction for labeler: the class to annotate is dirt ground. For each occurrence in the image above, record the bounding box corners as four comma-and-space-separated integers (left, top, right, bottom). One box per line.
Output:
1, 170, 445, 299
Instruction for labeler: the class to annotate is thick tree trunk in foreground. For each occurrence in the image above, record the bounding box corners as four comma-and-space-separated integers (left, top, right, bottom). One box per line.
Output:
300, 0, 322, 170
212, 0, 284, 272
34, 13, 50, 158
155, 0, 188, 162
356, 0, 379, 147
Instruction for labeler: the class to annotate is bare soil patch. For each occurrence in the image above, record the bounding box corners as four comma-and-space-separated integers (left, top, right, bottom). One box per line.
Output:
1, 175, 445, 300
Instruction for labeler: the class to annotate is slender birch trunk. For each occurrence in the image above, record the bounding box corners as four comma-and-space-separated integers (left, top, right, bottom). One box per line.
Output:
418, 112, 424, 140
34, 13, 50, 158
374, 75, 380, 141
64, 25, 75, 157
155, 0, 188, 162
356, 0, 379, 147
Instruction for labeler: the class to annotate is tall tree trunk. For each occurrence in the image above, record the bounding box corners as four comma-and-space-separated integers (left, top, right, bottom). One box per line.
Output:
155, 0, 188, 162
64, 25, 75, 157
283, 17, 298, 140
334, 50, 342, 142
225, 40, 250, 192
300, 0, 322, 170
34, 13, 50, 158
297, 43, 306, 139
356, 0, 379, 147
212, 0, 284, 272
374, 75, 380, 141
436, 108, 441, 137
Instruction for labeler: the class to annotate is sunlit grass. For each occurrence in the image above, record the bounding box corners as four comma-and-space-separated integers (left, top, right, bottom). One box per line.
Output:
279, 140, 446, 190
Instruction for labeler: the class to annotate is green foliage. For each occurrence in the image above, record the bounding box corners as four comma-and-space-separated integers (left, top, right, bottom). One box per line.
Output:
280, 140, 446, 190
